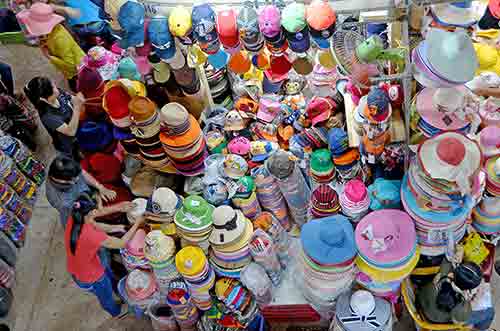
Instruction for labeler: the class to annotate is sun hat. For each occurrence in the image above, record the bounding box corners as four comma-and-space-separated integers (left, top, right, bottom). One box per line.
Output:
307, 96, 336, 126
250, 141, 279, 162
258, 5, 281, 39
224, 110, 246, 131
301, 215, 356, 265
209, 206, 246, 246
159, 102, 190, 135
159, 115, 201, 148
117, 1, 145, 48
306, 1, 336, 49
266, 151, 295, 180
81, 46, 120, 81
174, 195, 214, 231
418, 132, 481, 189
257, 96, 281, 123
479, 126, 500, 157
334, 291, 391, 331
212, 217, 253, 253
175, 246, 207, 276
129, 96, 158, 123
148, 16, 176, 61
125, 269, 157, 301
146, 187, 182, 220
228, 137, 251, 156
238, 5, 264, 52
127, 198, 147, 224
144, 230, 176, 263
356, 209, 416, 267
368, 178, 401, 210
16, 3, 65, 37
223, 154, 248, 179
217, 8, 240, 49
431, 1, 479, 28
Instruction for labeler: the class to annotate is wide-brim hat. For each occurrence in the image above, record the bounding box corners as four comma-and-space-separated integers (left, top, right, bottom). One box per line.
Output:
125, 269, 157, 300
174, 195, 214, 232
144, 230, 176, 262
82, 46, 120, 81
209, 206, 245, 246
16, 3, 65, 37
368, 178, 401, 210
418, 132, 482, 185
222, 154, 248, 179
301, 215, 356, 265
159, 115, 201, 148
431, 2, 479, 28
175, 246, 207, 276
213, 217, 253, 253
103, 80, 132, 121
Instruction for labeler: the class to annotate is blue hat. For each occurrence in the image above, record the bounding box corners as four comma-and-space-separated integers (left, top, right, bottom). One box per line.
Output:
192, 3, 220, 54
118, 1, 145, 48
301, 215, 356, 265
328, 128, 349, 156
148, 16, 176, 60
113, 126, 134, 140
77, 121, 114, 152
284, 27, 310, 53
368, 178, 401, 210
65, 0, 102, 26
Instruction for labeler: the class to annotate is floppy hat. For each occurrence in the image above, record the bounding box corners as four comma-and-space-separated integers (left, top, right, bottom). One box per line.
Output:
301, 215, 356, 265
368, 178, 401, 210
81, 46, 120, 81
258, 5, 281, 39
307, 96, 336, 126
306, 1, 336, 49
149, 16, 176, 61
217, 8, 240, 50
16, 3, 64, 37
209, 206, 246, 246
431, 1, 479, 28
174, 195, 214, 231
479, 126, 500, 157
258, 96, 281, 123
223, 154, 248, 179
103, 81, 132, 127
418, 132, 481, 187
117, 1, 145, 49
147, 187, 182, 221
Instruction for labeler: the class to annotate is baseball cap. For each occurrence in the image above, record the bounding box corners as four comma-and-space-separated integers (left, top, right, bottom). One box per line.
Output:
307, 96, 336, 126
148, 16, 176, 60
284, 26, 310, 53
117, 1, 145, 48
258, 5, 281, 39
169, 6, 192, 37
192, 3, 220, 54
217, 8, 240, 49
306, 1, 336, 49
281, 3, 306, 33
238, 5, 264, 52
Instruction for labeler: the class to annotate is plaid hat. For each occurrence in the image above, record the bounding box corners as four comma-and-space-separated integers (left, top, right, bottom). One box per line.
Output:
192, 3, 220, 54
217, 9, 240, 49
306, 1, 336, 49
258, 5, 281, 39
148, 16, 176, 61
118, 1, 145, 48
238, 5, 264, 52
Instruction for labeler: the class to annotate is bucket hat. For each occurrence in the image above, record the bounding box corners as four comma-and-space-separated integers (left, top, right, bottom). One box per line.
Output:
175, 246, 207, 276
217, 8, 240, 49
127, 198, 147, 224
307, 96, 336, 126
16, 3, 64, 37
149, 16, 176, 61
146, 187, 182, 221
125, 269, 157, 301
81, 46, 120, 81
306, 1, 336, 49
117, 1, 145, 48
228, 137, 251, 156
223, 154, 248, 179
126, 229, 146, 257
113, 57, 141, 81
169, 6, 192, 38
368, 178, 401, 210
250, 141, 279, 162
301, 215, 356, 265
479, 126, 500, 157
258, 96, 281, 123
310, 149, 334, 175
209, 206, 246, 246
174, 195, 214, 231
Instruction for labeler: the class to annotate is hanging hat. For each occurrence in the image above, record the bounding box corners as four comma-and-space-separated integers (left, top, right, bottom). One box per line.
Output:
217, 8, 240, 49
114, 57, 142, 81
192, 3, 220, 54
479, 126, 500, 157
238, 5, 264, 52
301, 215, 356, 265
223, 154, 248, 179
174, 195, 214, 231
175, 246, 207, 276
76, 121, 114, 153
149, 55, 171, 83
257, 96, 281, 123
169, 6, 193, 38
418, 132, 481, 185
16, 3, 65, 37
307, 96, 336, 126
367, 178, 401, 210
146, 187, 183, 221
306, 1, 336, 49
258, 5, 281, 39
431, 1, 479, 28
228, 136, 251, 156
281, 3, 307, 33
149, 16, 176, 61
117, 1, 146, 48
209, 206, 246, 246
81, 46, 120, 81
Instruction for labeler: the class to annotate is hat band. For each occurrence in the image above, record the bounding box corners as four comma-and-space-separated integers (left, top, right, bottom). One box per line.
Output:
213, 212, 238, 231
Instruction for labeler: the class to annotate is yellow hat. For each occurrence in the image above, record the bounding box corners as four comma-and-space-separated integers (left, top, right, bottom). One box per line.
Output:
215, 277, 238, 299
474, 43, 500, 75
169, 6, 192, 37
355, 246, 420, 283
175, 246, 206, 276
475, 29, 499, 40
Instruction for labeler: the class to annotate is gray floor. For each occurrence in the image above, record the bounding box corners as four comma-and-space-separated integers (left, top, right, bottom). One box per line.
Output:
1, 43, 499, 331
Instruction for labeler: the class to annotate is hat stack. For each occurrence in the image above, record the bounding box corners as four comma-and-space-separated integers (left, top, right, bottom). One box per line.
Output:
103, 81, 132, 128
124, 269, 160, 312
208, 206, 253, 278
310, 149, 335, 184
231, 176, 262, 221
174, 196, 214, 252
215, 277, 259, 326
144, 231, 179, 294
368, 178, 402, 211
310, 184, 340, 218
114, 126, 140, 157
339, 179, 370, 222
120, 229, 150, 271
0, 182, 32, 225
0, 152, 37, 206
328, 129, 361, 181
331, 291, 392, 331
145, 187, 183, 229
0, 206, 25, 247
355, 210, 419, 298
401, 132, 481, 256
166, 278, 200, 331
204, 64, 232, 106
160, 103, 207, 176
176, 246, 216, 311
472, 155, 500, 234
253, 212, 290, 268
298, 216, 357, 313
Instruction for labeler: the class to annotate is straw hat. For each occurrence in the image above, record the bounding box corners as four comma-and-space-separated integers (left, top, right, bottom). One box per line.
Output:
209, 206, 246, 246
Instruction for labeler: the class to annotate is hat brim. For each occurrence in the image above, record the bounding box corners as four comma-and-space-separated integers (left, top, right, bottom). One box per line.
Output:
356, 247, 420, 282
209, 210, 246, 246
431, 3, 478, 27
17, 10, 65, 36
159, 115, 201, 147
212, 218, 253, 253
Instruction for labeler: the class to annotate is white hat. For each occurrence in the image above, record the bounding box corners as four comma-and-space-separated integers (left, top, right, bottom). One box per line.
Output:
209, 206, 245, 246
127, 198, 148, 224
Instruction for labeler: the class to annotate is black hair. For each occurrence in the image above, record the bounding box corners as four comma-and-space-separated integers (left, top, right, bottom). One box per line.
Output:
23, 76, 54, 111
436, 281, 461, 313
0, 324, 10, 331
48, 155, 82, 181
70, 193, 96, 254
454, 262, 482, 291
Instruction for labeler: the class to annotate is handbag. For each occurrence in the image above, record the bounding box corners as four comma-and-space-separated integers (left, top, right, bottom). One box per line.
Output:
463, 232, 489, 266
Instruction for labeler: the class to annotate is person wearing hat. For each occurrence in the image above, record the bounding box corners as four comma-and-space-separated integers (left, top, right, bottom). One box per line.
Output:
45, 155, 117, 227
65, 194, 144, 317
16, 3, 85, 90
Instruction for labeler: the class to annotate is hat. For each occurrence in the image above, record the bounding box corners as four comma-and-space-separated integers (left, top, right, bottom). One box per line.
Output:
64, 0, 102, 26
126, 229, 146, 256
125, 269, 157, 301
473, 43, 500, 75
159, 102, 190, 135
258, 5, 281, 39
311, 148, 334, 173
209, 206, 246, 245
224, 110, 246, 131
431, 1, 479, 28
76, 121, 114, 153
233, 176, 255, 199
82, 152, 121, 184
454, 262, 482, 290
307, 96, 335, 126
147, 187, 182, 220
228, 136, 251, 156
223, 154, 248, 179
479, 126, 500, 157
418, 132, 481, 185
127, 198, 147, 223
114, 57, 141, 81
479, 2, 500, 29
355, 209, 416, 267
266, 151, 294, 179
159, 115, 201, 148
118, 1, 145, 48
144, 230, 176, 262
169, 6, 192, 37
217, 9, 240, 49
77, 66, 104, 102
282, 3, 306, 33
175, 246, 207, 276
343, 179, 367, 202
235, 97, 259, 114
306, 1, 336, 49
425, 28, 478, 84
16, 3, 64, 37
81, 46, 120, 81
148, 16, 176, 61
104, 0, 127, 31
284, 26, 311, 54
129, 96, 158, 123
174, 195, 214, 231
366, 87, 391, 123
238, 6, 264, 52
103, 81, 132, 126
368, 178, 401, 210
192, 3, 220, 54
257, 97, 281, 123
301, 215, 356, 265
250, 141, 279, 162
149, 58, 171, 83
311, 184, 339, 212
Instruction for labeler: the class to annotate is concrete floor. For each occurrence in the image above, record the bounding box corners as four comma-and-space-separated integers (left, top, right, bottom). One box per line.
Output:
1, 43, 500, 331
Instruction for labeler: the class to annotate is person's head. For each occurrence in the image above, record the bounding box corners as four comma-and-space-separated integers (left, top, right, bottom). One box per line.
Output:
48, 155, 82, 187
70, 193, 96, 254
436, 281, 461, 313
24, 76, 59, 109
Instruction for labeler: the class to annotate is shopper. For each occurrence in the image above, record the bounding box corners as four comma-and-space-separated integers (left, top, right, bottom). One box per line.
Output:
24, 76, 83, 159
46, 155, 117, 227
65, 194, 143, 317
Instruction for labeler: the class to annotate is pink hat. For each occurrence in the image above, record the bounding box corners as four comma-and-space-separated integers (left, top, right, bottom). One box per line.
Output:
111, 42, 125, 56
228, 136, 251, 155
479, 126, 500, 158
343, 179, 367, 203
126, 229, 146, 256
416, 88, 469, 131
257, 97, 281, 123
355, 210, 416, 265
125, 269, 158, 301
258, 5, 281, 38
489, 0, 500, 19
16, 3, 65, 37
81, 46, 120, 80
134, 56, 152, 76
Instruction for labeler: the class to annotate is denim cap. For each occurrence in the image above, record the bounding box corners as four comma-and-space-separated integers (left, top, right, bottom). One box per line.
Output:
284, 27, 310, 53
148, 16, 176, 60
192, 3, 217, 42
238, 5, 264, 52
118, 1, 145, 48
65, 0, 102, 26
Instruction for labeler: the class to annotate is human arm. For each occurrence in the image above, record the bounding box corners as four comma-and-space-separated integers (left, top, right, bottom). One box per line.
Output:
101, 217, 144, 249
53, 93, 83, 137
87, 201, 135, 219
81, 169, 117, 202
473, 87, 500, 98
50, 4, 81, 19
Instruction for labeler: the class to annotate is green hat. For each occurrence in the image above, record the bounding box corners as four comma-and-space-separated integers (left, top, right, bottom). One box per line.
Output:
311, 149, 334, 174
281, 3, 306, 33
234, 176, 255, 199
174, 195, 214, 231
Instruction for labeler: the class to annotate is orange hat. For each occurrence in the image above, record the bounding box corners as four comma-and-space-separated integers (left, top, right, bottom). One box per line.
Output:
159, 115, 201, 147
333, 148, 360, 166
129, 96, 158, 123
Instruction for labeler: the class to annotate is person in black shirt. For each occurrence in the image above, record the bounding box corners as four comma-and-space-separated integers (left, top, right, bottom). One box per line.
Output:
24, 76, 83, 158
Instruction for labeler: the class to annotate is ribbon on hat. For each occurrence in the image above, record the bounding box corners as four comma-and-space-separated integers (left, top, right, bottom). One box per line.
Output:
213, 212, 238, 231
361, 224, 394, 254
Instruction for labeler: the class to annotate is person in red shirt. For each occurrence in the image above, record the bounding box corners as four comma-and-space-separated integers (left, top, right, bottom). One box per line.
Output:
65, 194, 144, 317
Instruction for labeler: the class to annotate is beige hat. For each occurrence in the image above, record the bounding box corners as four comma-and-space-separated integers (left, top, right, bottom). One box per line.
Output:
160, 103, 189, 128
127, 198, 148, 224
144, 230, 176, 263
209, 206, 246, 246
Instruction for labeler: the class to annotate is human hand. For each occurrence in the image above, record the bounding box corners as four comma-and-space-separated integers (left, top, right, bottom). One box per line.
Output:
72, 93, 85, 109
112, 224, 127, 234
99, 186, 117, 203
118, 201, 137, 213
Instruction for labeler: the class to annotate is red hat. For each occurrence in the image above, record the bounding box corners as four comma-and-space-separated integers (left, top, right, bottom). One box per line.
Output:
307, 96, 336, 126
81, 152, 122, 184
103, 83, 131, 120
216, 9, 240, 49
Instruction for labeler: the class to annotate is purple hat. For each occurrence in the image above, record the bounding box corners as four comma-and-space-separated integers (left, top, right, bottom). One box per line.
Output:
284, 27, 310, 53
